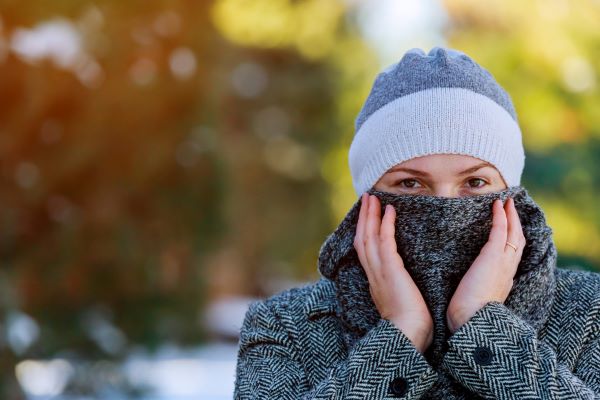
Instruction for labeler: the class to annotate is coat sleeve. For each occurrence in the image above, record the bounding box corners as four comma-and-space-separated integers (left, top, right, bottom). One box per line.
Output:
234, 299, 440, 399
440, 301, 600, 399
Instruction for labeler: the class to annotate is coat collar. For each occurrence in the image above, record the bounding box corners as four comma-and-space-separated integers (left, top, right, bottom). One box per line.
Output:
303, 278, 338, 320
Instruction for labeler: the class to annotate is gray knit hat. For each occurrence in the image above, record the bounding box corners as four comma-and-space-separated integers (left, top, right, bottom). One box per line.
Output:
349, 46, 525, 196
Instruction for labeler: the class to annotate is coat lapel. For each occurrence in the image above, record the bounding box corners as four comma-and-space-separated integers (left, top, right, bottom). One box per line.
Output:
292, 278, 348, 386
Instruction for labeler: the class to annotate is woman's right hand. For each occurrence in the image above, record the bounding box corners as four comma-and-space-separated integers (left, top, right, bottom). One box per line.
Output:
353, 193, 434, 354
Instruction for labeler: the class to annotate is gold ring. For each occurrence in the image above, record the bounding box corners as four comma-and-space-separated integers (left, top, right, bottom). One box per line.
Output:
506, 241, 518, 252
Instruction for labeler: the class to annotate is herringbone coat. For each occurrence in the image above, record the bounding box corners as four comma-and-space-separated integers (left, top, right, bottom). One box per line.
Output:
233, 267, 600, 399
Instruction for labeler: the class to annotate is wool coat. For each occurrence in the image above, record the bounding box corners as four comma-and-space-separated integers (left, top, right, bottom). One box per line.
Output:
233, 266, 600, 399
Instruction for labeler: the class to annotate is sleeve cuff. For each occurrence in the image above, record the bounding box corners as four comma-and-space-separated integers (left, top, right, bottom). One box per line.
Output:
353, 318, 439, 398
440, 301, 537, 395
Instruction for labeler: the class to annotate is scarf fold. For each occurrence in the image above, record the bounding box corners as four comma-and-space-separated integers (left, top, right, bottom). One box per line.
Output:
317, 186, 557, 398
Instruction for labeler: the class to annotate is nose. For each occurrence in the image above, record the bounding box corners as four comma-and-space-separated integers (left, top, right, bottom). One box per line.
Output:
431, 185, 459, 198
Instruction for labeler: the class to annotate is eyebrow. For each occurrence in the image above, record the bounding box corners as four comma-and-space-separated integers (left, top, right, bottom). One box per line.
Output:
386, 161, 494, 177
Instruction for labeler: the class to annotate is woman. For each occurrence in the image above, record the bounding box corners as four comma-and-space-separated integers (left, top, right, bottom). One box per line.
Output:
233, 47, 600, 399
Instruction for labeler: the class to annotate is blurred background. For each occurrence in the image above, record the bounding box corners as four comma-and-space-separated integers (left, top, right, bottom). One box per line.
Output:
0, 0, 598, 398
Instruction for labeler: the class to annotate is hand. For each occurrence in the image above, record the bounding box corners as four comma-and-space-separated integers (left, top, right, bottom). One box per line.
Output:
446, 197, 526, 333
353, 193, 434, 354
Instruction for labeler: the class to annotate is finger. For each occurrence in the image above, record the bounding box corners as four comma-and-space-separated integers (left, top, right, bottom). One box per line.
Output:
364, 195, 382, 269
379, 204, 401, 265
379, 204, 395, 239
354, 193, 370, 276
379, 204, 404, 275
354, 192, 369, 247
505, 197, 526, 257
488, 199, 508, 250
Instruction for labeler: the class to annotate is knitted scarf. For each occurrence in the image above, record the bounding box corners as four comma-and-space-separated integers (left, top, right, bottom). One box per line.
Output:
317, 185, 557, 398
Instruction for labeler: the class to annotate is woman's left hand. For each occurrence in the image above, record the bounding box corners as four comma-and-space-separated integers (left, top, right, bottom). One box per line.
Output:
446, 197, 526, 334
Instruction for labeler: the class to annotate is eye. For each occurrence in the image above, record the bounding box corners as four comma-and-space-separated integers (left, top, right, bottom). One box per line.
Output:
467, 178, 487, 188
396, 178, 422, 188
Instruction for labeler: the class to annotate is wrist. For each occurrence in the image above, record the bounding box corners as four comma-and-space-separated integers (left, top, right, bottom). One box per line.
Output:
390, 319, 432, 353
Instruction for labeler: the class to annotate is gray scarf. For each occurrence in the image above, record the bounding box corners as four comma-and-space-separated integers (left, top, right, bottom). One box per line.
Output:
317, 186, 557, 398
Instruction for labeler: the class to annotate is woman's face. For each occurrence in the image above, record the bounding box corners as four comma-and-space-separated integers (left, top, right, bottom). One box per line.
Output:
373, 154, 508, 198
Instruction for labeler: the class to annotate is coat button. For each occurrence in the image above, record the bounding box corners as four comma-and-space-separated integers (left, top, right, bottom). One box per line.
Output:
389, 377, 408, 397
473, 346, 493, 365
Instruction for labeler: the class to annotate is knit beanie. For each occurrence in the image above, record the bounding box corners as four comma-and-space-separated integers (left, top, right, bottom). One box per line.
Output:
349, 46, 525, 196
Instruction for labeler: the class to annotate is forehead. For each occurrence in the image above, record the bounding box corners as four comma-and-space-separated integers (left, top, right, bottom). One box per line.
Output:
383, 154, 501, 177
396, 154, 491, 169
